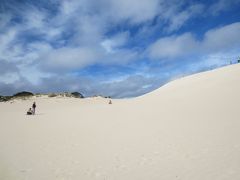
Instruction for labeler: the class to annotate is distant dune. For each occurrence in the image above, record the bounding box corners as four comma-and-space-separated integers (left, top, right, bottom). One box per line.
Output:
1, 64, 240, 180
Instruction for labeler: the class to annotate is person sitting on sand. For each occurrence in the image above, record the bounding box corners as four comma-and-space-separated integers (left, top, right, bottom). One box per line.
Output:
27, 108, 33, 115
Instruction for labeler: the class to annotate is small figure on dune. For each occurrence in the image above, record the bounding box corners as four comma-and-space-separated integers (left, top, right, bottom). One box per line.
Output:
109, 100, 112, 104
27, 108, 33, 115
32, 102, 36, 115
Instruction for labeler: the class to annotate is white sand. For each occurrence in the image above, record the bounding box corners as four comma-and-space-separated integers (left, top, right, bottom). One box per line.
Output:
1, 64, 240, 180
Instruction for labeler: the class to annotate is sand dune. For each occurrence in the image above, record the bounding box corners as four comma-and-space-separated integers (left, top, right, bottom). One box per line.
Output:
1, 64, 240, 180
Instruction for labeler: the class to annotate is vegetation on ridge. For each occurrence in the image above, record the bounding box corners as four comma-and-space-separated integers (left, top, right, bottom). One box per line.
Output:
0, 91, 85, 102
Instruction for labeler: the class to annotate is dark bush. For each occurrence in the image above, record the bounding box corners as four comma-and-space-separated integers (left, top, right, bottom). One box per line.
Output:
13, 91, 34, 97
104, 96, 111, 99
0, 96, 12, 102
71, 92, 84, 98
48, 93, 57, 97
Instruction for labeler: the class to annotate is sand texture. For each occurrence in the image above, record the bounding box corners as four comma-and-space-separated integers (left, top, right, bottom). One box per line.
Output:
1, 64, 240, 180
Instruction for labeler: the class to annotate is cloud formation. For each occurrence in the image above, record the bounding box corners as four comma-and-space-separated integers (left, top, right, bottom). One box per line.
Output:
149, 22, 240, 59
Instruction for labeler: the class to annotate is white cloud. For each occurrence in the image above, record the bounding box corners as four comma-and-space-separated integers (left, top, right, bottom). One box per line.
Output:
165, 4, 204, 32
60, 0, 81, 15
0, 0, 207, 71
209, 0, 240, 15
24, 7, 47, 29
203, 22, 240, 52
69, 15, 106, 46
39, 45, 139, 72
105, 0, 160, 24
0, 29, 17, 60
101, 32, 130, 53
40, 47, 102, 71
148, 22, 240, 59
0, 73, 20, 84
105, 49, 139, 65
149, 33, 198, 59
0, 13, 12, 30
18, 65, 53, 85
55, 0, 202, 32
0, 61, 19, 75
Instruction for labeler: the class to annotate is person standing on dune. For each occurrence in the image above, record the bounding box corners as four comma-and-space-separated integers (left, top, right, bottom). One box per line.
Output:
32, 102, 36, 115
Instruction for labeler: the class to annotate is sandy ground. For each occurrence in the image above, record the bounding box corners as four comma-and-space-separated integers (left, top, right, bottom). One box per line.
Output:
0, 64, 240, 180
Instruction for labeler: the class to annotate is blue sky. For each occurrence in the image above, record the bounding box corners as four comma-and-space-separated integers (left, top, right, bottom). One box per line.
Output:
0, 0, 240, 98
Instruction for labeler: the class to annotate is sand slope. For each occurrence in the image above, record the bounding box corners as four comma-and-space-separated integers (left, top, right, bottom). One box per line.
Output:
1, 64, 240, 180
